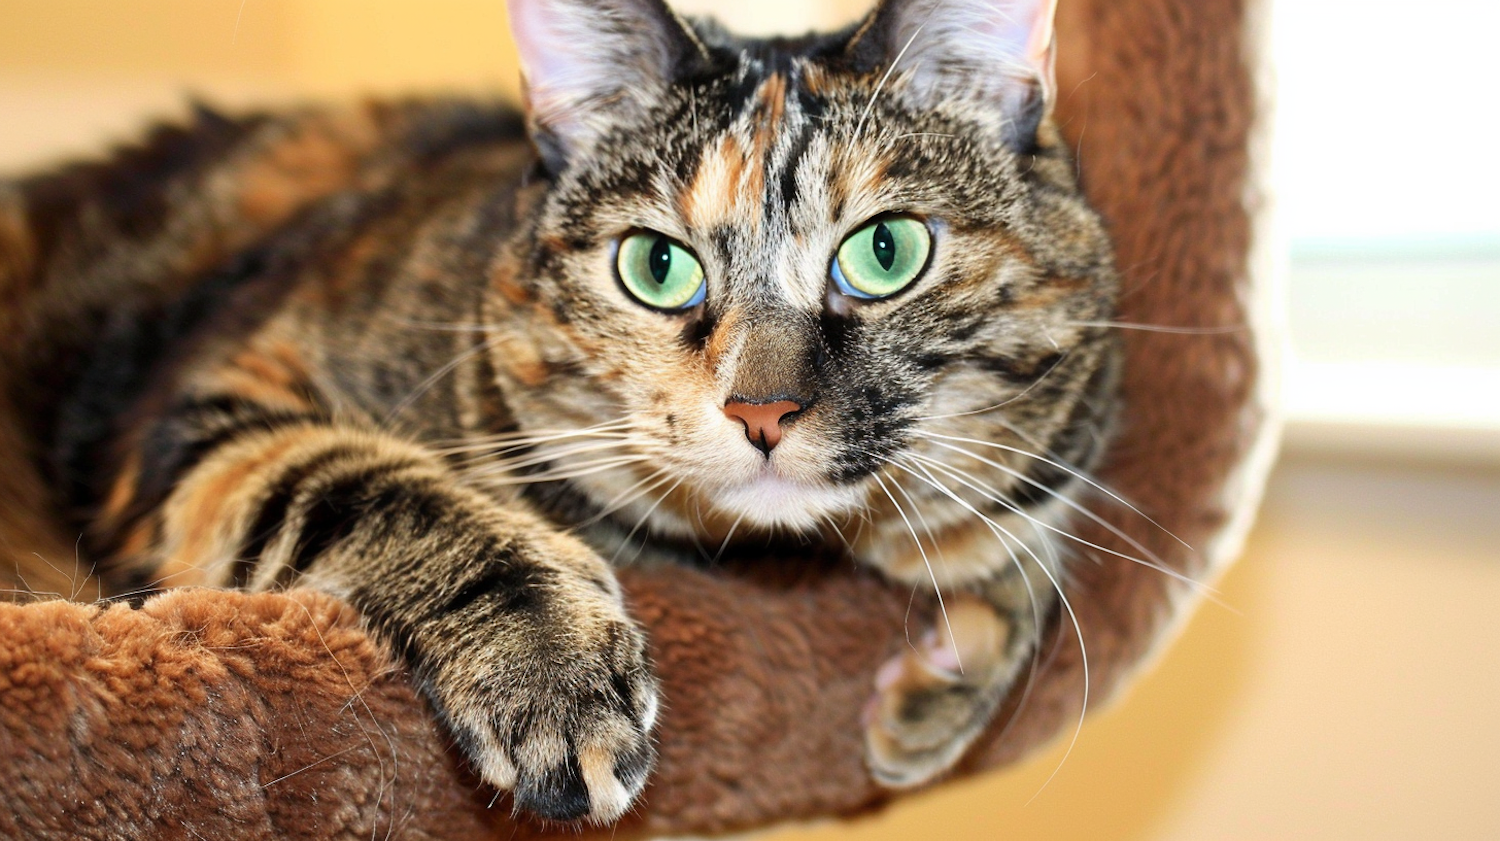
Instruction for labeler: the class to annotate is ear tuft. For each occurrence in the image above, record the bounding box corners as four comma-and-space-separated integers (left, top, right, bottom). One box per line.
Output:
507, 0, 704, 171
852, 0, 1059, 146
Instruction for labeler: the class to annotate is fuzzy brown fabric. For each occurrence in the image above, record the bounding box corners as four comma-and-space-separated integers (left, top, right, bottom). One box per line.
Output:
0, 0, 1269, 837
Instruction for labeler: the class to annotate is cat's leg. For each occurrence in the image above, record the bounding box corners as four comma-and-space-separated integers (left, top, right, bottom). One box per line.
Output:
98, 395, 657, 823
864, 565, 1049, 788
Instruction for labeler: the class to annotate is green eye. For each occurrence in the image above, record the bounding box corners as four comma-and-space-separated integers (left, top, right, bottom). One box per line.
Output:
831, 216, 932, 299
616, 231, 706, 311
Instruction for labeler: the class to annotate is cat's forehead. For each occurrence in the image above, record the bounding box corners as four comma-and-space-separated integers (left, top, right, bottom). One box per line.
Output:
665, 51, 924, 220
675, 67, 817, 223
660, 64, 896, 307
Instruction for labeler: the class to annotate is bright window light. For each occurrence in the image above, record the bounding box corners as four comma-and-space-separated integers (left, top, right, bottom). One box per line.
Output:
1274, 0, 1500, 442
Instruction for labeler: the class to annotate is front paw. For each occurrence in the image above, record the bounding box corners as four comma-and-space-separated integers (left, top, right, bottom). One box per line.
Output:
864, 594, 1030, 788
416, 572, 660, 824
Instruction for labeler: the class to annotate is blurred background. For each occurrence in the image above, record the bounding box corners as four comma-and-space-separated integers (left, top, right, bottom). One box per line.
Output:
1, 1, 1496, 838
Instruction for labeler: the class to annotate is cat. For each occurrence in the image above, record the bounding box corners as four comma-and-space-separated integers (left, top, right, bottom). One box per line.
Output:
0, 0, 1119, 824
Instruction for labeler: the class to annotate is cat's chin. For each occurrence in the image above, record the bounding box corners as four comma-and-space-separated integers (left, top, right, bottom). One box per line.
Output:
710, 473, 865, 532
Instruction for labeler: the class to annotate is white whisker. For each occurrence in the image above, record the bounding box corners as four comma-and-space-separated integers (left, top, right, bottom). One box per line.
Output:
434, 419, 636, 453
905, 448, 1221, 604
879, 455, 1088, 799
855, 20, 927, 142
889, 454, 1050, 752
1067, 320, 1246, 335
468, 455, 649, 488
611, 476, 685, 565
882, 464, 955, 599
439, 432, 636, 458
461, 438, 640, 474
579, 468, 674, 528
872, 471, 958, 672
711, 509, 749, 566
915, 352, 1070, 422
382, 337, 498, 428
915, 430, 1192, 550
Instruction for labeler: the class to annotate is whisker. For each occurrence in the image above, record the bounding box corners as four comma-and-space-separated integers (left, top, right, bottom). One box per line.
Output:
611, 476, 685, 565
1067, 320, 1246, 335
915, 352, 1070, 422
855, 19, 926, 142
905, 448, 1221, 604
460, 438, 640, 474
883, 464, 954, 595
468, 455, 650, 488
871, 471, 959, 672
889, 454, 1051, 751
879, 455, 1089, 799
816, 511, 858, 557
711, 510, 748, 566
434, 419, 636, 453
439, 432, 636, 459
578, 468, 674, 528
381, 337, 498, 428
914, 430, 1192, 551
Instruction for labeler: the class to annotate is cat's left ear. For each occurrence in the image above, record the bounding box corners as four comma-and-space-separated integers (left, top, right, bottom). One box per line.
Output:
850, 0, 1058, 148
507, 0, 706, 172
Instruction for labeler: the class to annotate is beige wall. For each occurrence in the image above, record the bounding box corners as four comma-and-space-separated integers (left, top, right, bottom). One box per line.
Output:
3, 2, 1497, 838
0, 0, 869, 172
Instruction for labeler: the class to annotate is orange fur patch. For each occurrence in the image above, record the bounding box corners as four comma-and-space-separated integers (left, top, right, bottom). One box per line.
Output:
682, 133, 759, 230
100, 454, 144, 526
233, 112, 377, 229
217, 340, 315, 414
0, 200, 36, 339
491, 264, 532, 306
750, 74, 788, 163
162, 430, 311, 583
495, 336, 550, 387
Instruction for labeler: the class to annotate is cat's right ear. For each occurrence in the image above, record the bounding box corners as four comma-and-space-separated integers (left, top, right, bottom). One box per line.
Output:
507, 0, 706, 172
848, 0, 1059, 149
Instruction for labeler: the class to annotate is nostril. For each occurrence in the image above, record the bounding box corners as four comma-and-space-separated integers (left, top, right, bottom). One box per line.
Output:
723, 399, 802, 455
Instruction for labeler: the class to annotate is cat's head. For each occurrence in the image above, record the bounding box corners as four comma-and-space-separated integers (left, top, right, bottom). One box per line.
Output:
486, 0, 1119, 581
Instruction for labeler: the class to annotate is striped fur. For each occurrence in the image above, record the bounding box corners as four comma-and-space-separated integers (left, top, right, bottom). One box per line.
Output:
2, 0, 1119, 822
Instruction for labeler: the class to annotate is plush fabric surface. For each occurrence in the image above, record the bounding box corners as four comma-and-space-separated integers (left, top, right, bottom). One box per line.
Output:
0, 0, 1271, 837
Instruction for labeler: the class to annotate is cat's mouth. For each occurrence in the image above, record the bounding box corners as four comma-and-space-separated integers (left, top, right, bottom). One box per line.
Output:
710, 467, 865, 532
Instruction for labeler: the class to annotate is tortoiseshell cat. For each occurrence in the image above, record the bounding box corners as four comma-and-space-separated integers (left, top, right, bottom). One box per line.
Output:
0, 0, 1119, 823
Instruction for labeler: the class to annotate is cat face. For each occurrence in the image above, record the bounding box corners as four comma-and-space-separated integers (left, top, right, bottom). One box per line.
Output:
486, 0, 1118, 581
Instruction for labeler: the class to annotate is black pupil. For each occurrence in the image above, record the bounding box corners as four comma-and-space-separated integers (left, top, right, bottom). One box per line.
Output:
872, 222, 896, 272
649, 236, 672, 284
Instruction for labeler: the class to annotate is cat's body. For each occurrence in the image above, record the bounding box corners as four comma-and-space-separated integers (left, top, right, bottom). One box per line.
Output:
0, 0, 1119, 823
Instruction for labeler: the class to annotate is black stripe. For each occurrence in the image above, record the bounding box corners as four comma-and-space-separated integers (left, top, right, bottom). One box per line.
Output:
443, 553, 552, 616
972, 351, 1065, 385
285, 491, 365, 579
775, 120, 816, 215
281, 465, 427, 577
48, 244, 284, 510
93, 401, 324, 565
136, 398, 323, 504
234, 445, 360, 588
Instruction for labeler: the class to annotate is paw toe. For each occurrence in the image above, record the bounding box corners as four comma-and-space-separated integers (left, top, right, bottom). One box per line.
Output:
515, 756, 593, 823
865, 596, 1020, 788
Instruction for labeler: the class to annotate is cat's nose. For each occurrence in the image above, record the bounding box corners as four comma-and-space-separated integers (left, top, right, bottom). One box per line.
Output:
723, 398, 803, 455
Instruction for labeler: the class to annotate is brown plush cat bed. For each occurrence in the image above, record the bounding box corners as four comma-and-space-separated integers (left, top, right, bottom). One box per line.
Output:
0, 0, 1274, 837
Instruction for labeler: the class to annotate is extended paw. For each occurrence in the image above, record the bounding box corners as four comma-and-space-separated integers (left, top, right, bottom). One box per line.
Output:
418, 574, 660, 824
864, 594, 1029, 788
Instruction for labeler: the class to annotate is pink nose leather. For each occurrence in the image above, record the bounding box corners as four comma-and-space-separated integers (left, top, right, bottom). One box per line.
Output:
723, 399, 802, 454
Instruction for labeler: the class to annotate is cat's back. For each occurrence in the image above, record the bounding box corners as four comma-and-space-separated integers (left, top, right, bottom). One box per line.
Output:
0, 98, 532, 590
2, 98, 529, 383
